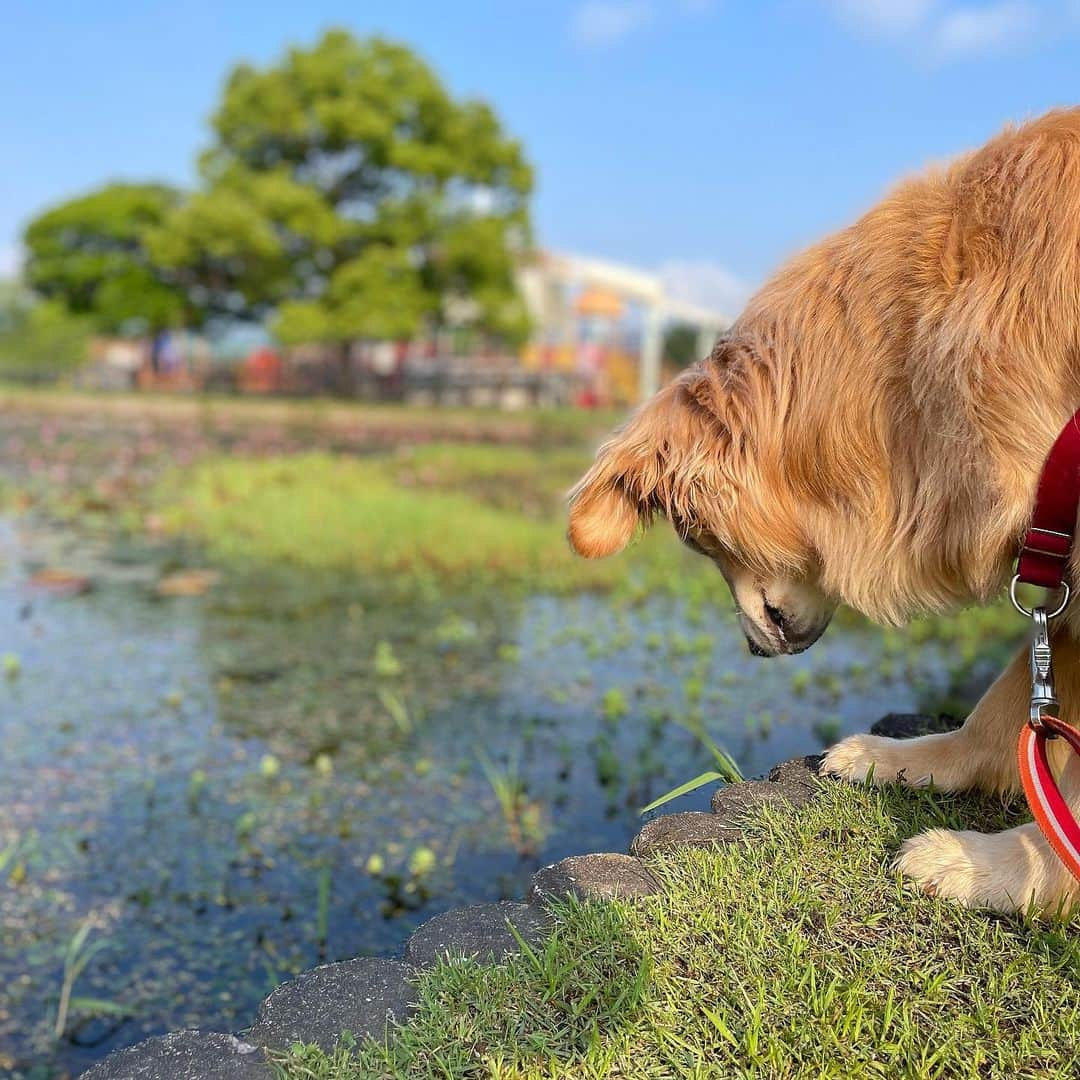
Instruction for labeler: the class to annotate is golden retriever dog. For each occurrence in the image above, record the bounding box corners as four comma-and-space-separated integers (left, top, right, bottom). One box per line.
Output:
568, 107, 1080, 914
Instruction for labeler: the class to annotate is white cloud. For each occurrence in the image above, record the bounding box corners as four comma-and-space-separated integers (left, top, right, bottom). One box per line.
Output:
933, 2, 1035, 55
571, 1, 654, 48
830, 0, 936, 35
826, 0, 1041, 58
569, 0, 715, 48
658, 259, 753, 318
0, 245, 21, 280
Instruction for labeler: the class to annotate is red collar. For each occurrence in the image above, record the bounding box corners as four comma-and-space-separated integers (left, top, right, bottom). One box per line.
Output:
1017, 410, 1080, 590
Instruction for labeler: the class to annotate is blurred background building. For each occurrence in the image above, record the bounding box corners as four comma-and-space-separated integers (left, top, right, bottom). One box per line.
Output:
518, 250, 728, 404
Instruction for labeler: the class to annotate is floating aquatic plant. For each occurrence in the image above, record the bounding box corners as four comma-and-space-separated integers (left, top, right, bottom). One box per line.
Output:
478, 752, 547, 858
601, 688, 629, 722
374, 641, 402, 678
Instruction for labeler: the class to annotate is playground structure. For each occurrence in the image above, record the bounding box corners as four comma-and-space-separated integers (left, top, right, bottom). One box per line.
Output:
517, 250, 731, 404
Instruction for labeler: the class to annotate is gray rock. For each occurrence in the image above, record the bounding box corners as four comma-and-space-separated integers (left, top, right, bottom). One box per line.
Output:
529, 853, 662, 903
766, 755, 823, 793
245, 957, 416, 1054
870, 713, 961, 739
629, 811, 742, 857
710, 777, 815, 819
80, 1031, 268, 1080
405, 902, 550, 968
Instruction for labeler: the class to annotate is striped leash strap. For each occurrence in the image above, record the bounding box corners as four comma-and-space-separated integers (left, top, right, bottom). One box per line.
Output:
1018, 714, 1080, 884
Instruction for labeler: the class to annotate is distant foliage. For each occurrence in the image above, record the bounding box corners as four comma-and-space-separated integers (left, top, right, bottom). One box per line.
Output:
0, 284, 93, 378
663, 321, 702, 368
22, 30, 535, 358
22, 184, 187, 336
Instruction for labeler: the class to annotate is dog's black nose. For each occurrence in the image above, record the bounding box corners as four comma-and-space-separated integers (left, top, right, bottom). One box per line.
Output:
763, 600, 786, 631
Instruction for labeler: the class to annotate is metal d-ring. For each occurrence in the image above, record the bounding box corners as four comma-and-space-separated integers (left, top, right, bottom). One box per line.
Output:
1010, 574, 1072, 620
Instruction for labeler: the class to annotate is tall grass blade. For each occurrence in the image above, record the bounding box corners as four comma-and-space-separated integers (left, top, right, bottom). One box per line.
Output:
639, 770, 726, 815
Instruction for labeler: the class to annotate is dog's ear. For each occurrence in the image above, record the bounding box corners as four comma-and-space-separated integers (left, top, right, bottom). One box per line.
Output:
568, 377, 713, 558
567, 467, 642, 558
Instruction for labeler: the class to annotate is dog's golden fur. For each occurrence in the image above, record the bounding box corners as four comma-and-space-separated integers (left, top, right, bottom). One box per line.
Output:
569, 108, 1080, 912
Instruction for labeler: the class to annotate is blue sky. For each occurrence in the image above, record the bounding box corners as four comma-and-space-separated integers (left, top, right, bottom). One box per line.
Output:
3, 0, 1080, 313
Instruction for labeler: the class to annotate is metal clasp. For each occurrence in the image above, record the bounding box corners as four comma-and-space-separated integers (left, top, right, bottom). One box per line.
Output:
1028, 606, 1060, 729
1011, 575, 1070, 730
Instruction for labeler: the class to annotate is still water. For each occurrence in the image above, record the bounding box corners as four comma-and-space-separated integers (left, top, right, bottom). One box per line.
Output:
0, 513, 996, 1077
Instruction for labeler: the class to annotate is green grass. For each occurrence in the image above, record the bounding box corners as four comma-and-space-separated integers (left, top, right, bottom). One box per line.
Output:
153, 449, 704, 594
383, 443, 590, 515
272, 782, 1080, 1079
156, 452, 607, 590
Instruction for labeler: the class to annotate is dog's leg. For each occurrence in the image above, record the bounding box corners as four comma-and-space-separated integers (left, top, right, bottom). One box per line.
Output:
822, 633, 1080, 794
826, 629, 1080, 912
821, 644, 1026, 793
892, 753, 1080, 913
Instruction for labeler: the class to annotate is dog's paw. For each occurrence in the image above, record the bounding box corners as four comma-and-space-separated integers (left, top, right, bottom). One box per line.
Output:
893, 825, 1076, 914
821, 733, 933, 787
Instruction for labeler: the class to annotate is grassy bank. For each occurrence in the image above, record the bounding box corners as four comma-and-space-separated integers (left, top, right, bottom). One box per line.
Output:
153, 446, 1026, 658
153, 446, 707, 596
1, 388, 1035, 663
276, 781, 1080, 1080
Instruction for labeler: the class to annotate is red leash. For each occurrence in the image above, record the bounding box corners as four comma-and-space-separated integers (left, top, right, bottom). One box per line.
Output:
1018, 716, 1080, 881
1015, 411, 1080, 882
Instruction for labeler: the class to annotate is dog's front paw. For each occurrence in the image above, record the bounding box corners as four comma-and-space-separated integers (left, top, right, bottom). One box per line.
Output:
821, 733, 932, 787
894, 824, 1076, 914
822, 730, 976, 790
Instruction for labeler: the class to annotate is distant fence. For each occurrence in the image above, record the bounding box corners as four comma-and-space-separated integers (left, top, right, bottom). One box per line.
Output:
1, 326, 627, 409
0, 366, 73, 386
53, 354, 591, 410
398, 364, 579, 409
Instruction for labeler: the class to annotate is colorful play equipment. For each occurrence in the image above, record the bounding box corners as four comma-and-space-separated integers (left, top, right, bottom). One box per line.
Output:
517, 250, 730, 405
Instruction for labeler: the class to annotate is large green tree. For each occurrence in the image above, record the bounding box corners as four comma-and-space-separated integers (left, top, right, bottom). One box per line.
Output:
151, 30, 534, 348
23, 183, 188, 334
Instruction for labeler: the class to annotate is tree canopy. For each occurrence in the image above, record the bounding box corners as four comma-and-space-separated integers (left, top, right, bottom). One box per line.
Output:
23, 183, 187, 335
23, 31, 534, 350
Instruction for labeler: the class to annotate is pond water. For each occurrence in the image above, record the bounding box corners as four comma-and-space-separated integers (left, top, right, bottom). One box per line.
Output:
0, 505, 1011, 1077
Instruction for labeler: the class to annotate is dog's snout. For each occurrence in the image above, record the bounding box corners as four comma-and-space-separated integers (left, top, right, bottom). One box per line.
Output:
740, 604, 832, 659
746, 635, 774, 657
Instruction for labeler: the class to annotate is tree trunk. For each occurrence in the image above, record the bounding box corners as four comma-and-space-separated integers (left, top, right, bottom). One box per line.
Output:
337, 339, 354, 397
